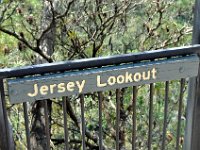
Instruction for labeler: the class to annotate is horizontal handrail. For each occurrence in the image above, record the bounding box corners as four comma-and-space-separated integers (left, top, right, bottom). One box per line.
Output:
0, 45, 200, 78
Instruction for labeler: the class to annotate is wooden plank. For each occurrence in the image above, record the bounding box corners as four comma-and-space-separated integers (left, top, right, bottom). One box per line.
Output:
184, 0, 200, 150
7, 55, 199, 104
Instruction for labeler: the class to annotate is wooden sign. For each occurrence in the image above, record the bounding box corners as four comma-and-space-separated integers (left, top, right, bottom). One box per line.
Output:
7, 55, 199, 104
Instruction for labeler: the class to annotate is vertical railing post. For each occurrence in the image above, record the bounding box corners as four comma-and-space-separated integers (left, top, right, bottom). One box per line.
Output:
0, 83, 9, 150
184, 0, 200, 150
0, 79, 15, 150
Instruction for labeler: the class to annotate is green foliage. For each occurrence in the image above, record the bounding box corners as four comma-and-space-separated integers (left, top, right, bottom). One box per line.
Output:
0, 0, 195, 149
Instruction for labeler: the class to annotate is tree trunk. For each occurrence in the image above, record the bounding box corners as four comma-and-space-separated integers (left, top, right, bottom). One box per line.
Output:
30, 0, 56, 149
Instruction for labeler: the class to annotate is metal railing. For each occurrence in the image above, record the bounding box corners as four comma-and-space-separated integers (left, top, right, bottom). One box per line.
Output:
0, 45, 200, 150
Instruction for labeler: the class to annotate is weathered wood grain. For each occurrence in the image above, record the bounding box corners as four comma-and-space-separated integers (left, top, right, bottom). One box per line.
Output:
7, 55, 199, 104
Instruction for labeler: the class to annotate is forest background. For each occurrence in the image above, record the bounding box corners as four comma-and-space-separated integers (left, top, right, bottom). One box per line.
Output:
0, 0, 195, 149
